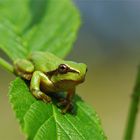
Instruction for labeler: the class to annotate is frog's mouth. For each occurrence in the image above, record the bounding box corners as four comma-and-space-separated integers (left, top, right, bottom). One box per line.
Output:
52, 76, 86, 91
76, 75, 86, 84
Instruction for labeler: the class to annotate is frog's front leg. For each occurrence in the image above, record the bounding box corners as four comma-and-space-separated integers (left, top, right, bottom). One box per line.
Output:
30, 71, 55, 103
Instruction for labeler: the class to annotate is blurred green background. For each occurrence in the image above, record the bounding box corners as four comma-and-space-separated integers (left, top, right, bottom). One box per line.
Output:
0, 0, 140, 140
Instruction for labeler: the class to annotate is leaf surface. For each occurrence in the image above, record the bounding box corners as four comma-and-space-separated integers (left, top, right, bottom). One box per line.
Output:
0, 0, 80, 60
24, 0, 80, 58
0, 0, 31, 30
9, 78, 107, 140
0, 19, 28, 60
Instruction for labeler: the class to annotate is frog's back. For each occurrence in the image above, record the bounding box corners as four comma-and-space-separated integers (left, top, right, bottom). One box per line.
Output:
28, 51, 63, 72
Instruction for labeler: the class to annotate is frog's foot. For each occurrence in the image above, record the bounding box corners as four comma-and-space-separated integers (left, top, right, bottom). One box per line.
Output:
31, 89, 52, 103
58, 99, 73, 114
20, 72, 32, 80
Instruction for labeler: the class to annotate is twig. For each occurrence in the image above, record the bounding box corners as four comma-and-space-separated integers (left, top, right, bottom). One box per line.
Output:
0, 57, 14, 73
124, 66, 140, 140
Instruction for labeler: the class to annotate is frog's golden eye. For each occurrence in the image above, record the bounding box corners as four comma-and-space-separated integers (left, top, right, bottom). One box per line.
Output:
58, 64, 69, 74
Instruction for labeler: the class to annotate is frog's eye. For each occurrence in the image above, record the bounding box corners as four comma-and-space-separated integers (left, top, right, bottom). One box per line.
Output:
58, 64, 69, 74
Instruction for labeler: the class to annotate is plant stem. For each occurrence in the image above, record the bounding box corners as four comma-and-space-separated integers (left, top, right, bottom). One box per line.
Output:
124, 66, 140, 140
0, 57, 14, 73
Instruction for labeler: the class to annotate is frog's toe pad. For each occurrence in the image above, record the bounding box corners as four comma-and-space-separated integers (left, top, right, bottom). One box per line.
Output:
38, 92, 52, 103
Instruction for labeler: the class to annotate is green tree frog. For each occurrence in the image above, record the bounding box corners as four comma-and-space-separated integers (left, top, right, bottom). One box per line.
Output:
14, 51, 87, 113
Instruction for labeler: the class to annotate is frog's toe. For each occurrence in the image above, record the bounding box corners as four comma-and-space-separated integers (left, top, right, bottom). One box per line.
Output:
57, 99, 73, 113
31, 89, 52, 103
42, 94, 52, 103
61, 103, 73, 114
36, 91, 52, 103
57, 99, 67, 106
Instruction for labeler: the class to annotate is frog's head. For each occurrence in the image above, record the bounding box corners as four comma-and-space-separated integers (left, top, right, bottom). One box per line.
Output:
47, 61, 87, 91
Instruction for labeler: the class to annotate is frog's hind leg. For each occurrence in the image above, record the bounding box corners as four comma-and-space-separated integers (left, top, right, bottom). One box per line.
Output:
30, 71, 55, 103
58, 88, 75, 114
14, 59, 34, 80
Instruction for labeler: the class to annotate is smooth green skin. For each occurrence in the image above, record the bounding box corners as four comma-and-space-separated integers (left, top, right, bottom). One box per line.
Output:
14, 51, 87, 113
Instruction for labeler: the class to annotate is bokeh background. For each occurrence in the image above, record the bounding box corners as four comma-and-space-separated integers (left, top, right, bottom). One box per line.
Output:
0, 0, 140, 140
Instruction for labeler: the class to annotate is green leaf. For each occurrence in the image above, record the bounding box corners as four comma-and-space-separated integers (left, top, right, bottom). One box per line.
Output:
24, 0, 81, 58
0, 19, 28, 60
0, 0, 80, 60
0, 0, 31, 30
9, 78, 107, 140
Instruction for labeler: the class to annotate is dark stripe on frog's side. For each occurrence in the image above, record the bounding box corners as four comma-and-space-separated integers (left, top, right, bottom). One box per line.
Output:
45, 69, 58, 79
45, 65, 80, 79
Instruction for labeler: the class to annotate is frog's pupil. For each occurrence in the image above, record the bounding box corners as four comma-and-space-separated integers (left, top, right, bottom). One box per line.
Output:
60, 64, 66, 69
58, 64, 68, 74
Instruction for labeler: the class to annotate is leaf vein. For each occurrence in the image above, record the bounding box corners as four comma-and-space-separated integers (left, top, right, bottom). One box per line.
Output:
64, 116, 86, 140
77, 104, 96, 123
34, 115, 54, 139
52, 106, 59, 140
56, 121, 71, 140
